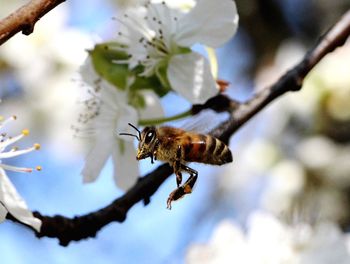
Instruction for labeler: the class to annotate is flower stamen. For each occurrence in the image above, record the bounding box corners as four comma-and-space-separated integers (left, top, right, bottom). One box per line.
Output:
0, 116, 41, 174
0, 163, 33, 173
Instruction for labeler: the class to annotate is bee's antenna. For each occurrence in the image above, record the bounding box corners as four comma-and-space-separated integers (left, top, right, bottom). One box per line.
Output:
127, 123, 141, 140
119, 132, 140, 141
119, 123, 141, 141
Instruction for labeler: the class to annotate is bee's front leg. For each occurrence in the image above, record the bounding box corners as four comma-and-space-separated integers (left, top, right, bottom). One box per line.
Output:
167, 164, 198, 210
153, 140, 160, 161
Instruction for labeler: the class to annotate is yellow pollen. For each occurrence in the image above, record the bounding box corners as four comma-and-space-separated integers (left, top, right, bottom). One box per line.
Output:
36, 166, 42, 171
34, 143, 41, 150
184, 185, 192, 194
12, 146, 19, 151
12, 115, 17, 120
22, 129, 30, 136
0, 115, 3, 121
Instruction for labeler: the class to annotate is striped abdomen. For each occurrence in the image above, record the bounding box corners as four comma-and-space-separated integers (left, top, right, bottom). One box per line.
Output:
182, 133, 232, 165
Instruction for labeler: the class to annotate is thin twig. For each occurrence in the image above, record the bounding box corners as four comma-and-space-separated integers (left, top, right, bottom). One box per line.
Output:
0, 0, 66, 46
214, 10, 350, 143
6, 10, 350, 246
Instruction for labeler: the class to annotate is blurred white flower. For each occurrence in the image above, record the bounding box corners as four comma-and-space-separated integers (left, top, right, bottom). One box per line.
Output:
77, 58, 163, 190
0, 5, 92, 160
278, 43, 350, 122
260, 160, 305, 216
247, 212, 350, 264
295, 136, 350, 185
0, 115, 41, 231
187, 211, 350, 264
219, 139, 279, 195
114, 0, 239, 103
310, 44, 350, 122
260, 155, 350, 224
248, 42, 350, 226
296, 136, 337, 172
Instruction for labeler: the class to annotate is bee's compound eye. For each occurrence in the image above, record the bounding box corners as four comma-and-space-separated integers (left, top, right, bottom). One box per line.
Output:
145, 131, 154, 144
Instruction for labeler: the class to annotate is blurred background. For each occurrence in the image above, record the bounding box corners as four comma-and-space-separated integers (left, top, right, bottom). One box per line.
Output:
1, 0, 350, 263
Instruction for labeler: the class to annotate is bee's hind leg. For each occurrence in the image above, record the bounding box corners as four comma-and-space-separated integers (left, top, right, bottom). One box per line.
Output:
172, 145, 183, 187
166, 164, 198, 210
180, 164, 198, 194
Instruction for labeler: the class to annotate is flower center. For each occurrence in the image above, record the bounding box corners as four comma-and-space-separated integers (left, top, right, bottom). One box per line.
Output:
114, 1, 181, 76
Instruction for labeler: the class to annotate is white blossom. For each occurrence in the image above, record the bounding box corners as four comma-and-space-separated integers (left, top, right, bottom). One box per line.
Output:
0, 115, 41, 231
77, 58, 163, 190
114, 0, 239, 104
0, 5, 92, 160
187, 211, 350, 264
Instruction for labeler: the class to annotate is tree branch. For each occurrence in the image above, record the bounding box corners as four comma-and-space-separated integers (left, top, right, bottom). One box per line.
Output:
7, 10, 350, 246
0, 0, 66, 46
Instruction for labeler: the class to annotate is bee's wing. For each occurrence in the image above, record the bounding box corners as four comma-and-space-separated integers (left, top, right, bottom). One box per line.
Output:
168, 109, 229, 134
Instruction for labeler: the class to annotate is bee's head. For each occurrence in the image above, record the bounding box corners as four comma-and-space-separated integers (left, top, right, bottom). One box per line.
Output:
137, 126, 157, 160
119, 123, 157, 161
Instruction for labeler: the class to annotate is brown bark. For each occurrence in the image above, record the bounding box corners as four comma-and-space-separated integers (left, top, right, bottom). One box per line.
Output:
0, 0, 65, 45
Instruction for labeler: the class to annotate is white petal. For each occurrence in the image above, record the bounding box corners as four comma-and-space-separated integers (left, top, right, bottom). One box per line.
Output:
115, 0, 142, 9
81, 135, 114, 183
146, 2, 181, 46
116, 105, 139, 142
167, 52, 218, 104
138, 90, 164, 120
101, 80, 128, 106
80, 57, 100, 87
161, 0, 195, 11
112, 140, 139, 190
175, 0, 239, 48
0, 203, 7, 222
0, 168, 41, 231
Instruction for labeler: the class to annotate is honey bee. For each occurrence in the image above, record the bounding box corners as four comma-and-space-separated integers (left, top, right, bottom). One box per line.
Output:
120, 123, 233, 209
